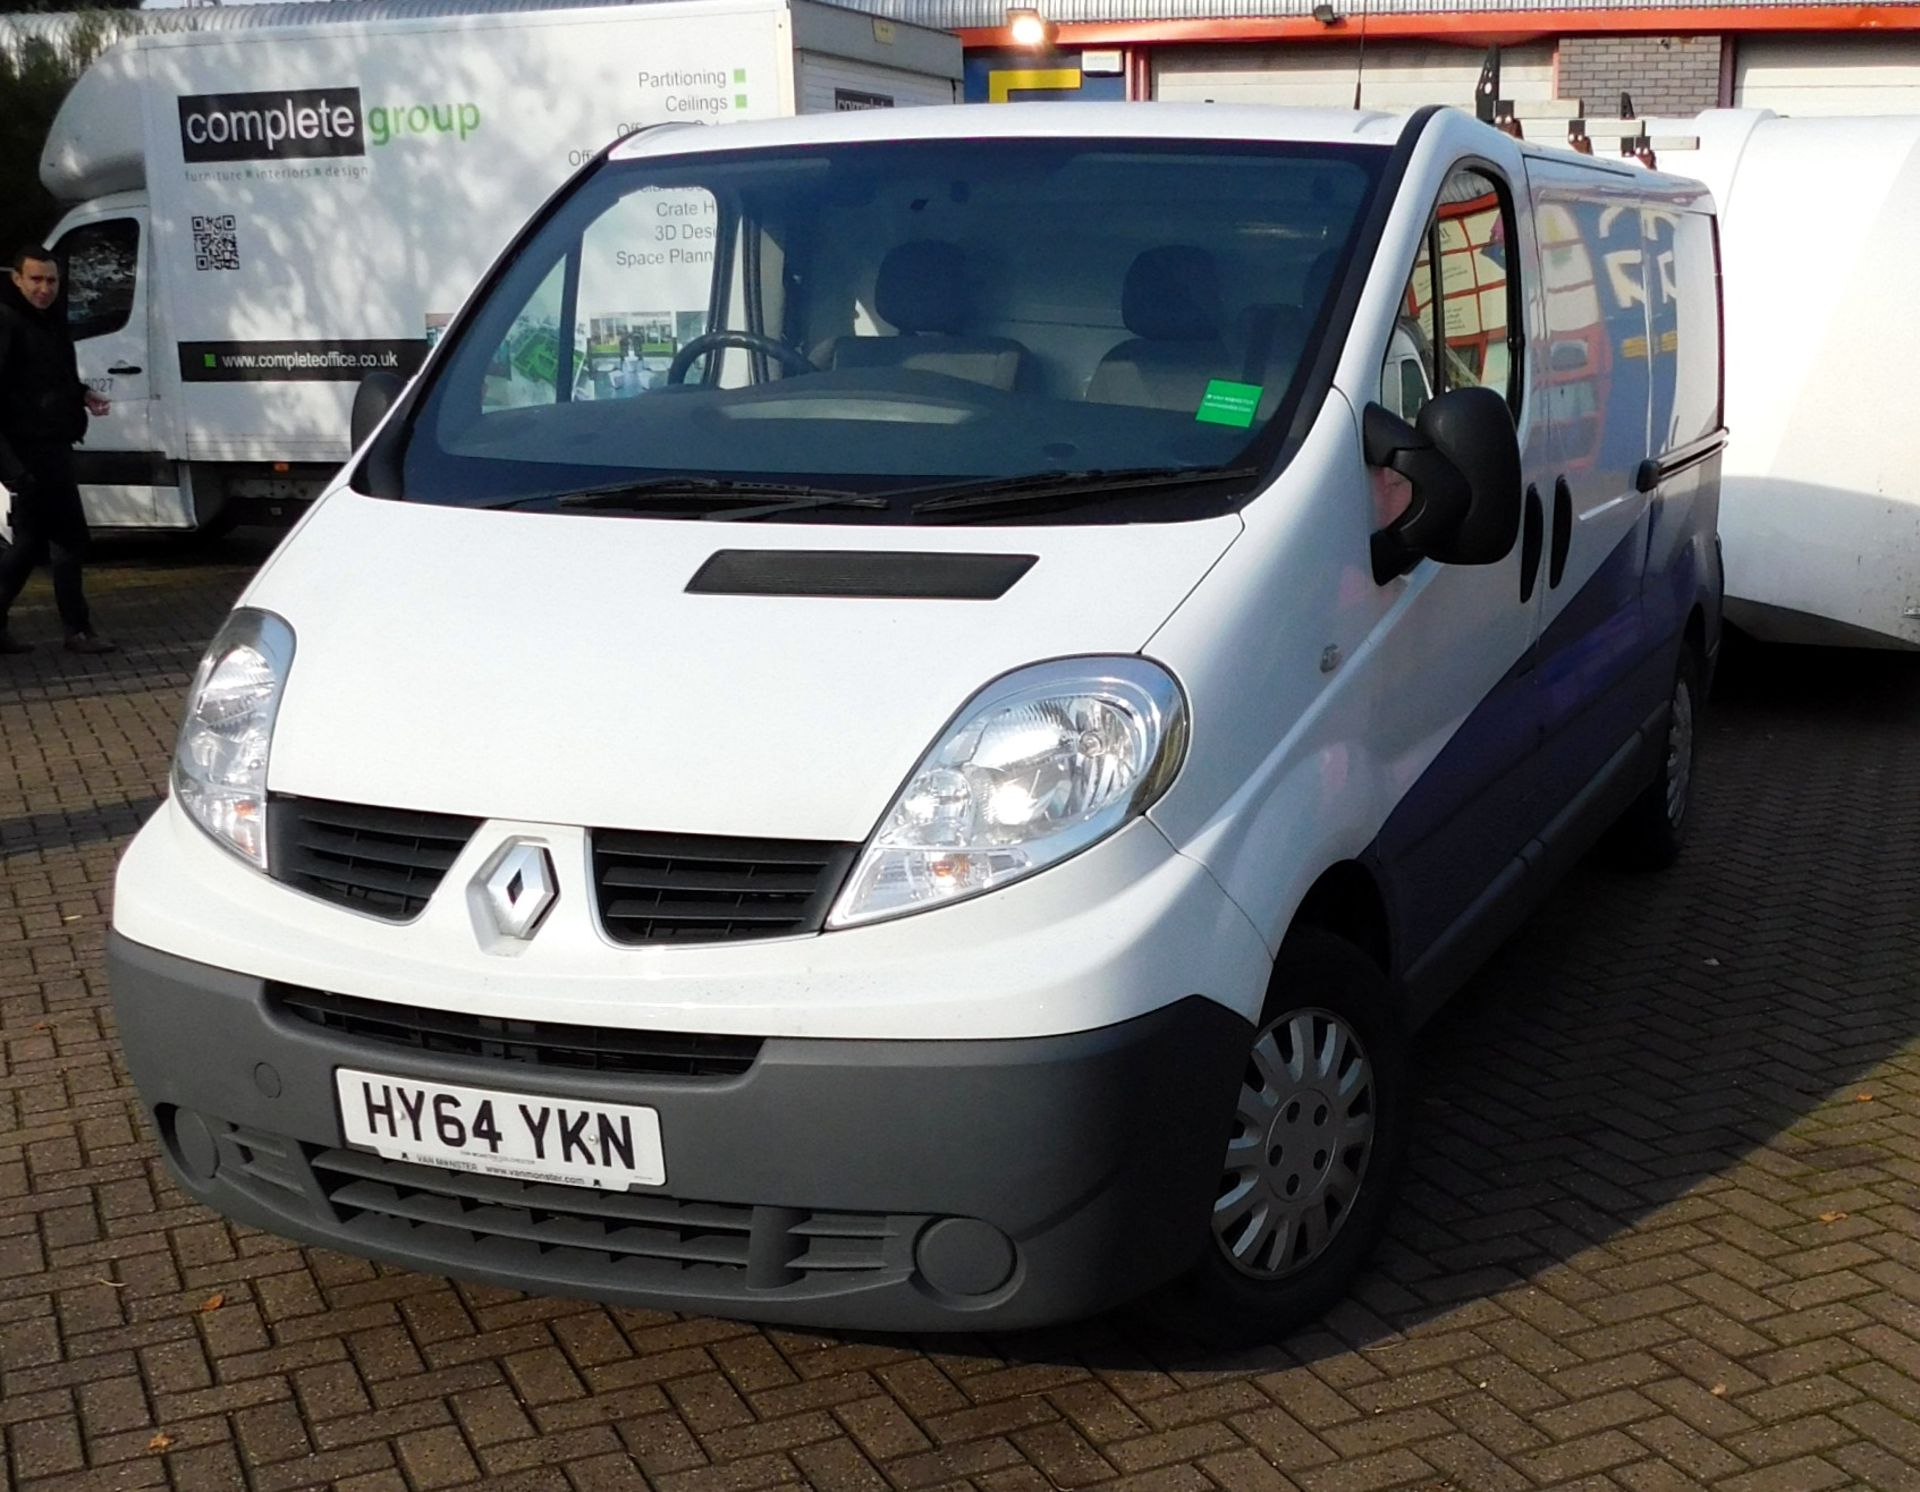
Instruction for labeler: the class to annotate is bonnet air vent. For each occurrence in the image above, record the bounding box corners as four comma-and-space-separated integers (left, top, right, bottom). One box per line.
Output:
686, 549, 1036, 599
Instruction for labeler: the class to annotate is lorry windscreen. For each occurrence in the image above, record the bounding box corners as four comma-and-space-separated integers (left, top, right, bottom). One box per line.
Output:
397, 136, 1386, 523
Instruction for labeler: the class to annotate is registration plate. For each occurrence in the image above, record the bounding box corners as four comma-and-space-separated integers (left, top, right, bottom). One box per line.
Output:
335, 1068, 665, 1190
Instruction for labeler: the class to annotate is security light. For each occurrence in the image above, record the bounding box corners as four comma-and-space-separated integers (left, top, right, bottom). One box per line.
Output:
1007, 7, 1052, 48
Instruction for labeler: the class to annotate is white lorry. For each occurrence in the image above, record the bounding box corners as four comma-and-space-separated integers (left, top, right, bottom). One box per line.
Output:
31, 0, 958, 534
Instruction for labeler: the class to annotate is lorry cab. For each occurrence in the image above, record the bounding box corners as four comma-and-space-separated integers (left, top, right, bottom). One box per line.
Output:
108, 103, 1724, 1338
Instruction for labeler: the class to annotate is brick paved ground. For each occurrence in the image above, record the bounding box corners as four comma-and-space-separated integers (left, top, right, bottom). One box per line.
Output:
2, 536, 1917, 1492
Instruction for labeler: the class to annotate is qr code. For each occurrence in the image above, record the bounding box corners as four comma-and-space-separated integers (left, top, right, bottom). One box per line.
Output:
192, 214, 239, 271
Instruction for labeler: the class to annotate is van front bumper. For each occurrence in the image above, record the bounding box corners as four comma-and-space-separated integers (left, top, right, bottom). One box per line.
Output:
108, 932, 1253, 1332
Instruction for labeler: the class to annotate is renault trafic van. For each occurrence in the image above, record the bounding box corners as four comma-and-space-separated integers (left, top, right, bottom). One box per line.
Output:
107, 104, 1725, 1337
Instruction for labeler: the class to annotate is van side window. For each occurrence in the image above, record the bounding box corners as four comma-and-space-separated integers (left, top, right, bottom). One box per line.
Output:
1380, 167, 1521, 418
57, 219, 139, 342
481, 259, 566, 413
1648, 208, 1721, 452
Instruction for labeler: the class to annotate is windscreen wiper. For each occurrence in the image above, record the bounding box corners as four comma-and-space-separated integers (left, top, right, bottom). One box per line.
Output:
904, 465, 1263, 518
707, 493, 891, 521
482, 477, 880, 512
558, 478, 877, 510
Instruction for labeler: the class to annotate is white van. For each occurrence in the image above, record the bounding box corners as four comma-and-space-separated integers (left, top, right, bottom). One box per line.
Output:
107, 103, 1725, 1337
1646, 109, 1920, 650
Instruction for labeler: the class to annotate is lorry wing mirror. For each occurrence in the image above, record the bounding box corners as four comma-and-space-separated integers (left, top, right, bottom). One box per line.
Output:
1365, 386, 1522, 583
350, 371, 406, 454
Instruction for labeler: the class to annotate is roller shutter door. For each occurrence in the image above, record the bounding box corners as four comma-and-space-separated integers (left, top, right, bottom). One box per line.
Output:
1736, 37, 1920, 116
1153, 42, 1554, 112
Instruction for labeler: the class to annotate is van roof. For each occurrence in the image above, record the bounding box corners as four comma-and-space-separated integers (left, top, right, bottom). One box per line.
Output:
609, 101, 1420, 161
1514, 139, 1712, 195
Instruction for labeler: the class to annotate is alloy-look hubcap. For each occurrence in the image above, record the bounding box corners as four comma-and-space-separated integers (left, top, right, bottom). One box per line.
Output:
1213, 1008, 1377, 1279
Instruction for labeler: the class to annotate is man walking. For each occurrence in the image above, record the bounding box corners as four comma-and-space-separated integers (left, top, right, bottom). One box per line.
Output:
0, 244, 115, 655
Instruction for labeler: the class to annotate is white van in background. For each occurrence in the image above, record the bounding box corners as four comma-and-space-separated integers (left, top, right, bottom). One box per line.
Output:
107, 103, 1723, 1337
37, 0, 958, 535
1650, 109, 1920, 650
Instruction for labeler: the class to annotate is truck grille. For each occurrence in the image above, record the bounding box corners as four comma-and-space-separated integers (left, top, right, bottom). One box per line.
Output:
268, 795, 479, 921
270, 986, 761, 1078
590, 830, 857, 945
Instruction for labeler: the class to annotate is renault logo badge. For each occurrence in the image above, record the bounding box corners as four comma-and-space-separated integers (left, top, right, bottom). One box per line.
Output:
477, 840, 557, 941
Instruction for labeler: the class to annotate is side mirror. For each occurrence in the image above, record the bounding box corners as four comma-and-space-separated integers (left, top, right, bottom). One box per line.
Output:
350, 371, 406, 453
1365, 386, 1522, 584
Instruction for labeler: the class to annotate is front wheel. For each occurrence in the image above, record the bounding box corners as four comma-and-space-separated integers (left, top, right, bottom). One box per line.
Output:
1155, 928, 1408, 1345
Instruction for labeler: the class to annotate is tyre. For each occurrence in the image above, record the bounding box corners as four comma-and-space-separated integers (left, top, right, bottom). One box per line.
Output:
1154, 927, 1408, 1346
1603, 644, 1702, 871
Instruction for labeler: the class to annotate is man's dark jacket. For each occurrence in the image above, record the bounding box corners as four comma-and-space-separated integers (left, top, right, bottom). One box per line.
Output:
0, 277, 89, 490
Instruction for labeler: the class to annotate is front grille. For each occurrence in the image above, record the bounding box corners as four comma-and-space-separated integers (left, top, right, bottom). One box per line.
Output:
269, 795, 480, 920
591, 830, 858, 945
271, 985, 762, 1078
306, 1148, 905, 1288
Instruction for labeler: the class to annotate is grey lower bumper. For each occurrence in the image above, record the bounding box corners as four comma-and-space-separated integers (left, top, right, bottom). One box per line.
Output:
107, 932, 1253, 1331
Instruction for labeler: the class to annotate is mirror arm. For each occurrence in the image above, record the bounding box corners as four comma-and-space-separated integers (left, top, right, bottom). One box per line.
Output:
349, 372, 411, 498
1363, 402, 1472, 584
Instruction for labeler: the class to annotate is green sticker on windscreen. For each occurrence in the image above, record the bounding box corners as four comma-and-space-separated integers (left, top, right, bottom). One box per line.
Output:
1196, 379, 1262, 428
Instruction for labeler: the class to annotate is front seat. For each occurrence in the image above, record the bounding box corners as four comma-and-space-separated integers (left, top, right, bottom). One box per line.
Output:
823, 240, 1028, 391
1085, 245, 1232, 412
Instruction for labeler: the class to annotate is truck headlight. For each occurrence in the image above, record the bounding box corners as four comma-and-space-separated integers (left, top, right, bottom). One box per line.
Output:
171, 609, 296, 869
828, 657, 1187, 928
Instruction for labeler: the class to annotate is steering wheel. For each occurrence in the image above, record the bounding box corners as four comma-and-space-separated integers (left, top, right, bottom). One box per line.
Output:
667, 330, 816, 384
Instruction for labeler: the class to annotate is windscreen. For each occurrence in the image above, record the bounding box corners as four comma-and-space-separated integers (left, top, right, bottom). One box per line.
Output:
398, 136, 1385, 523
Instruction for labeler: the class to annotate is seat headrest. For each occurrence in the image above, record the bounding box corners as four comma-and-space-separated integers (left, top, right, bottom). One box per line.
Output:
1122, 245, 1224, 342
874, 240, 968, 335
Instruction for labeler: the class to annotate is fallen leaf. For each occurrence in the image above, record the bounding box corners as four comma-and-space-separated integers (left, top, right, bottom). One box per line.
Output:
1710, 1384, 1727, 1397
1856, 1093, 1875, 1103
1703, 957, 1721, 967
1819, 1211, 1848, 1224
94, 1276, 126, 1289
201, 1293, 224, 1313
147, 1433, 173, 1453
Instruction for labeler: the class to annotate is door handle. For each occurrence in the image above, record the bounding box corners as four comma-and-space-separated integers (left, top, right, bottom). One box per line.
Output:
1549, 477, 1573, 590
107, 363, 142, 375
1520, 483, 1544, 604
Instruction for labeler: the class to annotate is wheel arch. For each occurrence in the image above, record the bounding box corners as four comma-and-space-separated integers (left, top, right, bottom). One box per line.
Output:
1282, 860, 1392, 985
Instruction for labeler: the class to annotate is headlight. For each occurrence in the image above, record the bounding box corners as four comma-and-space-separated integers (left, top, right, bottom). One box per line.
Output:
829, 657, 1187, 928
171, 608, 296, 869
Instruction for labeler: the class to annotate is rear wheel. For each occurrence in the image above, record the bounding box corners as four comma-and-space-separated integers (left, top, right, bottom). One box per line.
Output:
1604, 644, 1702, 870
1157, 927, 1407, 1345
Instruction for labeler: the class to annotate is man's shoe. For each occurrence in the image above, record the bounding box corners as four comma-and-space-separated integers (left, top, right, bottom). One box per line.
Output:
64, 632, 117, 655
0, 631, 31, 655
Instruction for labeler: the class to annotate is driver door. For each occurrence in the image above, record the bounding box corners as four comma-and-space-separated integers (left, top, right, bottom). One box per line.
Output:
1368, 161, 1556, 995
